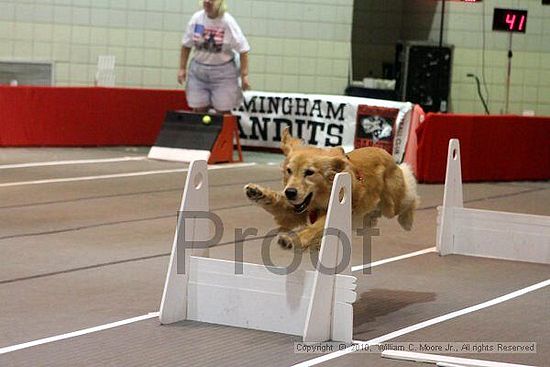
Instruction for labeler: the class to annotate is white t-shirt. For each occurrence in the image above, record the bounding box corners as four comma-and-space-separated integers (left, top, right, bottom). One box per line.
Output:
182, 10, 250, 65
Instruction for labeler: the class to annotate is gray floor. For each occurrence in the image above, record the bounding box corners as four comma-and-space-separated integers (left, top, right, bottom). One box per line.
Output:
0, 147, 549, 366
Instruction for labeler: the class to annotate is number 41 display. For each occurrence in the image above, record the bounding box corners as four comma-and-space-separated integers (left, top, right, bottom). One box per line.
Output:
493, 8, 528, 33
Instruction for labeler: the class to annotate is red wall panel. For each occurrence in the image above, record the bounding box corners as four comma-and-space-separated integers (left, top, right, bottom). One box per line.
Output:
0, 86, 189, 146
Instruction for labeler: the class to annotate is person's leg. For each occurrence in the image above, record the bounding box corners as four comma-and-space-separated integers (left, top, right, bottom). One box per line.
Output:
210, 62, 242, 113
186, 60, 211, 110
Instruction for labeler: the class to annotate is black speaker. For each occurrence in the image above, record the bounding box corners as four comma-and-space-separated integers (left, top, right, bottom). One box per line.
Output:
396, 42, 453, 113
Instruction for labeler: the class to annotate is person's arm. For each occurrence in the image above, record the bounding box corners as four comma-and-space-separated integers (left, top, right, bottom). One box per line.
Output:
177, 46, 191, 85
240, 51, 250, 90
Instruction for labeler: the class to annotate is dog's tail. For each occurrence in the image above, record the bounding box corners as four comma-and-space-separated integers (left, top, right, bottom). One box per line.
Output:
399, 163, 418, 204
397, 163, 420, 230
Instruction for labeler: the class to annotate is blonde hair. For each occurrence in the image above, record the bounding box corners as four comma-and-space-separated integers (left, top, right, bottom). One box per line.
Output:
217, 0, 227, 16
201, 0, 227, 17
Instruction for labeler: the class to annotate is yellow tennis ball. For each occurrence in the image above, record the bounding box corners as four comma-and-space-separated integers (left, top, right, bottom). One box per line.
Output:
202, 115, 212, 125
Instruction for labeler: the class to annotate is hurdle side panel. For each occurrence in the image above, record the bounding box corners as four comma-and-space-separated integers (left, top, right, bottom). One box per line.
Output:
159, 160, 210, 324
452, 207, 550, 264
437, 139, 464, 256
304, 173, 355, 343
436, 139, 550, 264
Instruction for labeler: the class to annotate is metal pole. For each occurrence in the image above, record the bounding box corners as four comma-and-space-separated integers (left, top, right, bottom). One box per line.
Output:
439, 0, 446, 47
437, 0, 447, 112
505, 33, 513, 114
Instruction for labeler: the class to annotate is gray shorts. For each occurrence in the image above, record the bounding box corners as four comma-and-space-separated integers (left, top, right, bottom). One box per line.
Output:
186, 59, 243, 111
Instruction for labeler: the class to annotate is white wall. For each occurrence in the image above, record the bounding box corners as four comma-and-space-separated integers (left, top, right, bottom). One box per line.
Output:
403, 0, 550, 115
1, 0, 549, 115
0, 0, 353, 94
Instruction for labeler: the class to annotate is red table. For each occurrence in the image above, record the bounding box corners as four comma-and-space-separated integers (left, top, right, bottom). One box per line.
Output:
415, 113, 550, 183
0, 86, 189, 146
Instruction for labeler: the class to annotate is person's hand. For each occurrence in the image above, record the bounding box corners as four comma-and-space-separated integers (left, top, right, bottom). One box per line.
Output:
177, 68, 186, 85
241, 74, 251, 90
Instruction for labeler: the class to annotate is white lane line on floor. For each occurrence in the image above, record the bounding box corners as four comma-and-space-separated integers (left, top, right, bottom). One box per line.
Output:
0, 163, 257, 188
0, 312, 159, 355
0, 156, 147, 169
382, 350, 535, 367
352, 247, 437, 272
0, 247, 434, 355
291, 278, 550, 367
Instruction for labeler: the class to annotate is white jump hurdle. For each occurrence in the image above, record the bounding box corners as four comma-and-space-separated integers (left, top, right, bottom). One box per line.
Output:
437, 139, 550, 264
159, 160, 357, 342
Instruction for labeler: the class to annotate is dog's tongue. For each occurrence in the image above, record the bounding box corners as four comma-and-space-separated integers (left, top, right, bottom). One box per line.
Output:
308, 210, 319, 224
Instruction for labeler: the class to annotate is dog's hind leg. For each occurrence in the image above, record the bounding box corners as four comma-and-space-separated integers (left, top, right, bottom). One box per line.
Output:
379, 165, 403, 219
397, 206, 414, 231
359, 209, 381, 228
379, 195, 396, 218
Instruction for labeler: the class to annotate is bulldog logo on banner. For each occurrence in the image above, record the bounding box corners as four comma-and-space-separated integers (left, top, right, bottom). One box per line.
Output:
354, 105, 400, 155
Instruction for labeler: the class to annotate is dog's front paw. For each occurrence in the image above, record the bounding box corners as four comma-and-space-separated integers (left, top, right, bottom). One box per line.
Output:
244, 184, 266, 202
277, 233, 294, 249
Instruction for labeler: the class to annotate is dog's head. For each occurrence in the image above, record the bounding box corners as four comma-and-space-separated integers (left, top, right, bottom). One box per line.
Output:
280, 128, 348, 213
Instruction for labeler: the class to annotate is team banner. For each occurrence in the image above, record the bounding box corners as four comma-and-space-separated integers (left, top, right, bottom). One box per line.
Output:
233, 91, 415, 162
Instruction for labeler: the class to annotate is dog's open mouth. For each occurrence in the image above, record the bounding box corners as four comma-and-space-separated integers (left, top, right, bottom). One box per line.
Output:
293, 193, 313, 214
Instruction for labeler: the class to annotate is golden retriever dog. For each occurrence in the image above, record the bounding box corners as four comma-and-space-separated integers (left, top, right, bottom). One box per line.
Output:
244, 129, 419, 250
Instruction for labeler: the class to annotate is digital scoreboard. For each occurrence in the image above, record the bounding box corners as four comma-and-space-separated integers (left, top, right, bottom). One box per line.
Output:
492, 8, 528, 33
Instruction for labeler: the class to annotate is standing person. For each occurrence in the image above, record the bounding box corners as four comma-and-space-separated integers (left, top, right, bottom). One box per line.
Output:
177, 0, 250, 114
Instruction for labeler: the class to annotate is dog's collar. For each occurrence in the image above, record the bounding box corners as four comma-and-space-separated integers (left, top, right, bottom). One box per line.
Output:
308, 209, 319, 224
355, 169, 365, 182
345, 154, 365, 182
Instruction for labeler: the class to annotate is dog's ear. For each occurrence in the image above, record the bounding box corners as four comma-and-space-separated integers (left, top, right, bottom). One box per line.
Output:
329, 156, 348, 173
327, 147, 346, 156
322, 156, 348, 181
281, 128, 302, 155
